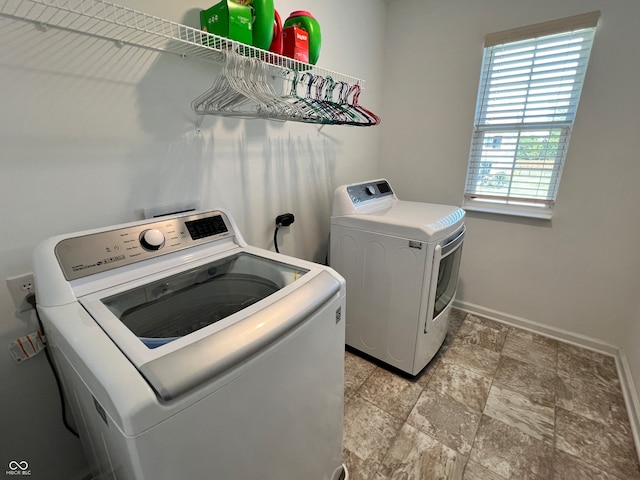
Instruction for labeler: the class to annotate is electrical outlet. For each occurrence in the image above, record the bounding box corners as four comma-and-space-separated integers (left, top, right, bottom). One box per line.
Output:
6, 273, 35, 309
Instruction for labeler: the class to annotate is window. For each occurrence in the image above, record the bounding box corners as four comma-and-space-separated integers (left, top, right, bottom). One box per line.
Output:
464, 11, 600, 218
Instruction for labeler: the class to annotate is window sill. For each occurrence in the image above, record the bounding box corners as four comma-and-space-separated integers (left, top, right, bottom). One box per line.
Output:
463, 202, 553, 220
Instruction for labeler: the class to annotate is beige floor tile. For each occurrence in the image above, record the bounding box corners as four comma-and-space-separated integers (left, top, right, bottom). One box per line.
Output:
557, 372, 629, 429
414, 358, 438, 388
557, 342, 620, 389
343, 396, 403, 467
445, 309, 468, 342
493, 355, 556, 406
451, 318, 508, 353
344, 349, 377, 401
342, 449, 385, 480
440, 342, 501, 378
483, 383, 555, 443
428, 362, 492, 412
558, 341, 617, 368
449, 308, 469, 328
465, 314, 511, 335
359, 367, 424, 421
462, 460, 507, 480
501, 329, 557, 370
553, 449, 622, 480
407, 388, 481, 455
379, 423, 467, 480
555, 407, 640, 479
470, 414, 553, 479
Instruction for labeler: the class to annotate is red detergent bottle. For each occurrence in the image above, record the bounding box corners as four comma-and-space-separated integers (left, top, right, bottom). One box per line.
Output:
283, 10, 321, 64
269, 9, 283, 55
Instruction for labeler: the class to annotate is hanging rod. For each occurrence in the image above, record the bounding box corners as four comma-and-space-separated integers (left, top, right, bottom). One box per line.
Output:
0, 0, 364, 86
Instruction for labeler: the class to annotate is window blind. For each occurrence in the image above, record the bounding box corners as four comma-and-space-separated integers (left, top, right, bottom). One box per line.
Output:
464, 13, 599, 214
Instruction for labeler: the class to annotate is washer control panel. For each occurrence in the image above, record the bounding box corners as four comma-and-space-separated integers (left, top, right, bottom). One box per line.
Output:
55, 211, 233, 281
346, 180, 394, 206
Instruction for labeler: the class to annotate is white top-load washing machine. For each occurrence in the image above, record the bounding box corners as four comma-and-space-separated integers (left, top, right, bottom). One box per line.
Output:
33, 208, 347, 480
330, 179, 465, 376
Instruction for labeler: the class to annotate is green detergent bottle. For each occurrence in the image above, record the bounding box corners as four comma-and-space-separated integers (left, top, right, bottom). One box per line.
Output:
245, 0, 274, 50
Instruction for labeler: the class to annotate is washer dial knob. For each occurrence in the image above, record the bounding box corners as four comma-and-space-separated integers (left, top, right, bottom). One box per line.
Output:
140, 229, 165, 250
365, 185, 376, 196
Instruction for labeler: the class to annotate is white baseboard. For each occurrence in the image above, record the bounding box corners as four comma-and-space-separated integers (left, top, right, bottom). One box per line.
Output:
453, 299, 640, 464
615, 348, 640, 463
453, 300, 619, 355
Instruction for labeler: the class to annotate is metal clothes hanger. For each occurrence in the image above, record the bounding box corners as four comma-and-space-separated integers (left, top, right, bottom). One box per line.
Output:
321, 78, 363, 125
346, 83, 381, 126
281, 70, 325, 123
192, 52, 252, 117
333, 81, 368, 126
191, 52, 381, 125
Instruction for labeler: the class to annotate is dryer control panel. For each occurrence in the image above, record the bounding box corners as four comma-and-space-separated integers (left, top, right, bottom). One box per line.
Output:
55, 211, 234, 281
346, 180, 394, 206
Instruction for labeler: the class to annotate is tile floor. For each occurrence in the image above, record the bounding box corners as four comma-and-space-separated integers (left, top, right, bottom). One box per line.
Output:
342, 309, 640, 479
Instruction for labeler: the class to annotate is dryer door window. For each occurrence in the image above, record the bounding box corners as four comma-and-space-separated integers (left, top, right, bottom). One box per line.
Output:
432, 228, 465, 319
101, 253, 308, 348
433, 247, 462, 318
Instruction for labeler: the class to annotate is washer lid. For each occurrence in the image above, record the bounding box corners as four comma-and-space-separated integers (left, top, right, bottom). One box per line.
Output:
331, 200, 465, 241
80, 250, 341, 401
139, 270, 340, 401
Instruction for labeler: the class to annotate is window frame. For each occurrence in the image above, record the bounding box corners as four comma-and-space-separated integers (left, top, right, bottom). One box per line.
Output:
463, 12, 600, 219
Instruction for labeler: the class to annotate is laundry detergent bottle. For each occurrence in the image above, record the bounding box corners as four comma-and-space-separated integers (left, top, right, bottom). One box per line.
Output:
283, 10, 321, 64
268, 10, 283, 55
245, 0, 275, 50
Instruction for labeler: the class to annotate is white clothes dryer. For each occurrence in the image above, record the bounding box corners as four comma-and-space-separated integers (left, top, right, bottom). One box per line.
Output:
33, 208, 347, 480
330, 179, 465, 375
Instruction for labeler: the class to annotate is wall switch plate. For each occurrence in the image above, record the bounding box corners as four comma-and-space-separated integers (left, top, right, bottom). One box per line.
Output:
6, 273, 35, 310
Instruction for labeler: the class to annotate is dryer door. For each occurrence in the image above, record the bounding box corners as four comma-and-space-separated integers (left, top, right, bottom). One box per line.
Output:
426, 226, 465, 328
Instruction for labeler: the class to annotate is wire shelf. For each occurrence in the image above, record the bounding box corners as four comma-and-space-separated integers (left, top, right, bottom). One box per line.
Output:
0, 0, 364, 86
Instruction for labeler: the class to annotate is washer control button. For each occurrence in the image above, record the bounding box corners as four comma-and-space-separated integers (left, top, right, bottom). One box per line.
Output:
140, 229, 165, 250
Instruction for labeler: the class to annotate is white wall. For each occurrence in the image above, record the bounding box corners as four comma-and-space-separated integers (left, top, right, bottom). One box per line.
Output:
381, 0, 640, 348
0, 1, 386, 477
